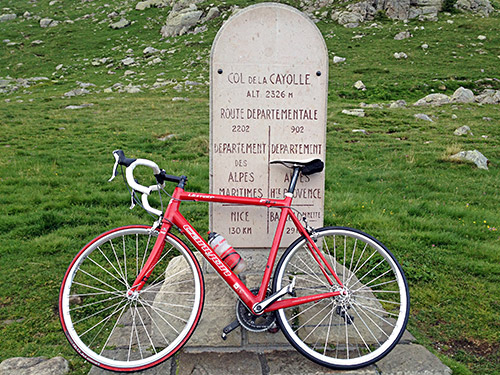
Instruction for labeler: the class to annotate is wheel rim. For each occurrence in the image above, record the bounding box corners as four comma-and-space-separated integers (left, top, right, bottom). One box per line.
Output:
275, 228, 409, 368
60, 228, 202, 370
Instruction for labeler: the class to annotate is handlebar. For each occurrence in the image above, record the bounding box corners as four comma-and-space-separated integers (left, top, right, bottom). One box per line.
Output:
108, 149, 185, 217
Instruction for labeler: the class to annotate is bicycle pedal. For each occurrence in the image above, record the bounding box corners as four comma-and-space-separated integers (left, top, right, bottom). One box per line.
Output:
221, 319, 240, 340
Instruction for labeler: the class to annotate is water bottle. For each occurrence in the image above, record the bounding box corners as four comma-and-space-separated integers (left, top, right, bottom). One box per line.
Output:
207, 232, 246, 275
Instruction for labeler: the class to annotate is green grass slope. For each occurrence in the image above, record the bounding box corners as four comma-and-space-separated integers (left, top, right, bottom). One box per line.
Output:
1, 1, 499, 374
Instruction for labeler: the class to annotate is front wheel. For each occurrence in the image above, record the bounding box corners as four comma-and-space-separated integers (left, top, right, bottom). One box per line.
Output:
59, 225, 204, 372
273, 227, 409, 369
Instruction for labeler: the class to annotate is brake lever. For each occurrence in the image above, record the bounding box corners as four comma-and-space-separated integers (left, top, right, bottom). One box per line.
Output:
108, 151, 120, 182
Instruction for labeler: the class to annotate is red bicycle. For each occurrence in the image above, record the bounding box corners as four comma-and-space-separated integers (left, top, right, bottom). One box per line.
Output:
59, 150, 409, 372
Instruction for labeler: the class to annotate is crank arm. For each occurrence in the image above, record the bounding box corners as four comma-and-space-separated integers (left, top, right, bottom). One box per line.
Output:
253, 277, 295, 314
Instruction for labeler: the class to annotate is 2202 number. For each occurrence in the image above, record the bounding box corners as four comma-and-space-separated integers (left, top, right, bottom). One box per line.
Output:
232, 125, 250, 133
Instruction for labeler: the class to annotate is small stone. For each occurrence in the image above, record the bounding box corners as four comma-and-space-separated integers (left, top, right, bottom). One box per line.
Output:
421, 43, 429, 49
389, 100, 407, 109
352, 129, 368, 134
342, 109, 365, 117
40, 18, 56, 28
65, 103, 94, 110
172, 97, 189, 102
0, 14, 17, 22
204, 7, 220, 22
414, 113, 433, 122
394, 52, 408, 59
354, 80, 366, 90
110, 18, 130, 29
394, 31, 411, 40
451, 114, 458, 119
454, 125, 473, 136
449, 150, 489, 170
477, 35, 486, 40
333, 56, 346, 63
143, 46, 159, 55
121, 57, 135, 66
482, 117, 492, 121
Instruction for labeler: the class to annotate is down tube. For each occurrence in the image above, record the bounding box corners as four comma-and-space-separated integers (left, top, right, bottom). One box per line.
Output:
173, 213, 258, 308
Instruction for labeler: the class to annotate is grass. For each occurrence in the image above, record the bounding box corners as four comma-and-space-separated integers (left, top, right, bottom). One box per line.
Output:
1, 0, 500, 374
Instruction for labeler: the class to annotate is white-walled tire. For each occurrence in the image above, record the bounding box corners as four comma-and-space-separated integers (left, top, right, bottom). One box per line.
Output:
59, 226, 204, 372
273, 227, 409, 369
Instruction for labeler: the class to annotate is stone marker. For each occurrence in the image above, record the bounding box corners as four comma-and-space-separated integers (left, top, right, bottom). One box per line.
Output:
210, 3, 328, 248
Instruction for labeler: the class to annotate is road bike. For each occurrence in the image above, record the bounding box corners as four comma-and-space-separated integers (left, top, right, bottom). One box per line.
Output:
59, 150, 409, 372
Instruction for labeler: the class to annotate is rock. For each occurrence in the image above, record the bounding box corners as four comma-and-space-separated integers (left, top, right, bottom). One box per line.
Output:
143, 46, 159, 55
65, 103, 94, 110
0, 357, 69, 375
40, 18, 58, 28
390, 100, 407, 108
450, 150, 489, 170
160, 7, 203, 38
121, 57, 135, 66
110, 18, 130, 29
454, 125, 473, 136
193, 25, 207, 34
203, 7, 220, 22
385, 0, 411, 20
135, 0, 168, 11
55, 64, 63, 70
352, 129, 368, 134
31, 40, 44, 45
451, 87, 475, 103
421, 43, 429, 49
394, 52, 408, 59
414, 113, 433, 121
360, 102, 383, 109
414, 93, 450, 106
475, 89, 500, 104
342, 109, 365, 117
354, 80, 366, 90
64, 88, 89, 97
333, 56, 346, 63
455, 0, 494, 15
477, 35, 487, 40
124, 85, 141, 93
172, 97, 189, 102
394, 31, 412, 40
0, 14, 17, 22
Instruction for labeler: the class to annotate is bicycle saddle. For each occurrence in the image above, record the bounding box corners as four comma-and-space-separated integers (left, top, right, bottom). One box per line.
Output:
270, 158, 324, 176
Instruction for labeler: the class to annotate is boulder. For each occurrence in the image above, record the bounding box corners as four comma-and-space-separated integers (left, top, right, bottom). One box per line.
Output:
475, 89, 500, 104
160, 7, 203, 38
455, 0, 494, 15
414, 93, 450, 106
203, 7, 221, 22
451, 87, 475, 103
385, 0, 411, 20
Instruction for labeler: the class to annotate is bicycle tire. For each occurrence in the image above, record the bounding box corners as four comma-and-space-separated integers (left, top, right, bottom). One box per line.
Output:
59, 225, 204, 372
273, 226, 409, 369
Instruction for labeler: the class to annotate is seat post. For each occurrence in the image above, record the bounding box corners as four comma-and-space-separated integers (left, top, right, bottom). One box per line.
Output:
287, 167, 301, 195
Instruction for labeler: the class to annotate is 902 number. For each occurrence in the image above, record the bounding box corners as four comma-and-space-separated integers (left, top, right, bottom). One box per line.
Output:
291, 126, 304, 134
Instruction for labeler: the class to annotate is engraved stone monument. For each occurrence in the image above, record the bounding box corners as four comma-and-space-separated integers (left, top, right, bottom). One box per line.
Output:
210, 3, 328, 249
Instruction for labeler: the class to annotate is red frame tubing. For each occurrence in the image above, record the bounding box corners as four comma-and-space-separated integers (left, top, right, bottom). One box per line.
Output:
59, 225, 205, 372
125, 186, 345, 314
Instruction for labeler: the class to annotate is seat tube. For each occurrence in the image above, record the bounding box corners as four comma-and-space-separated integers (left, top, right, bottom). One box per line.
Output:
286, 167, 301, 195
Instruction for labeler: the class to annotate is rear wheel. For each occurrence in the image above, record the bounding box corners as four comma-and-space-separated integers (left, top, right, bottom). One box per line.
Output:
59, 226, 204, 372
273, 227, 409, 369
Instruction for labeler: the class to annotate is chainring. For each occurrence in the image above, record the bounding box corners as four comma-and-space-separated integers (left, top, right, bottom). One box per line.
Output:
236, 288, 277, 332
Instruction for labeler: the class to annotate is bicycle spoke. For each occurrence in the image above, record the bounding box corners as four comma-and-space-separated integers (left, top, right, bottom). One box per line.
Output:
70, 294, 124, 312
97, 246, 129, 288
72, 281, 122, 297
87, 255, 129, 289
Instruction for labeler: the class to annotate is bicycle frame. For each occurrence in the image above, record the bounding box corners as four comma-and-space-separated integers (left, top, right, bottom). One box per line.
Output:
129, 187, 344, 315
